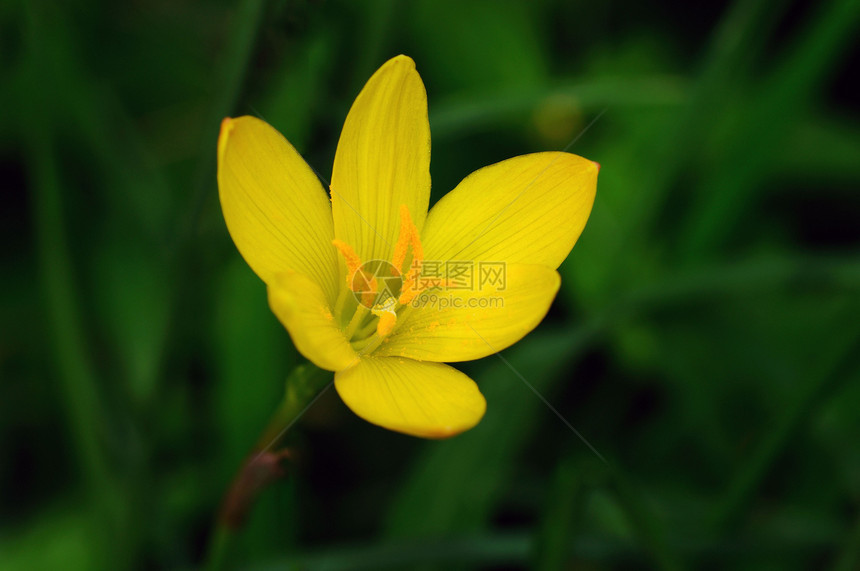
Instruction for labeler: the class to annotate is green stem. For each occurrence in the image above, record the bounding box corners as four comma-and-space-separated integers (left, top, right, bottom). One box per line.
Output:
256, 364, 333, 451
352, 318, 380, 343
205, 363, 332, 571
333, 286, 350, 324
344, 304, 370, 339
353, 333, 385, 356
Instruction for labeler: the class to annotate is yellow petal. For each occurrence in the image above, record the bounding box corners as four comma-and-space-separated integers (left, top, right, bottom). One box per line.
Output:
376, 264, 559, 362
422, 153, 598, 269
334, 356, 485, 438
268, 271, 359, 372
331, 55, 431, 265
218, 116, 340, 304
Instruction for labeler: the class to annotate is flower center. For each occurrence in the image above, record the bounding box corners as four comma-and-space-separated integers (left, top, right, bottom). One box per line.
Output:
332, 205, 427, 354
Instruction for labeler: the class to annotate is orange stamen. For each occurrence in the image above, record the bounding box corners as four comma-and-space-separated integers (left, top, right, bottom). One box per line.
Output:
333, 239, 364, 290
392, 206, 412, 271
398, 269, 420, 306
392, 205, 424, 272
410, 225, 424, 266
393, 204, 427, 308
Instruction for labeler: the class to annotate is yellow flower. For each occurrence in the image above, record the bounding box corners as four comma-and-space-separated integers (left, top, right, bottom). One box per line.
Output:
217, 55, 598, 438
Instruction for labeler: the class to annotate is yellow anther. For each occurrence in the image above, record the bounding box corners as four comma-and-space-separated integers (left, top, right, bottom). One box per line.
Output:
371, 297, 398, 338
375, 312, 397, 337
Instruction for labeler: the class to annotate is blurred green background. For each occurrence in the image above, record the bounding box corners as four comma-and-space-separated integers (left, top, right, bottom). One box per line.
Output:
2, 0, 859, 569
